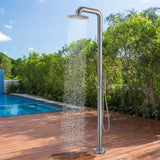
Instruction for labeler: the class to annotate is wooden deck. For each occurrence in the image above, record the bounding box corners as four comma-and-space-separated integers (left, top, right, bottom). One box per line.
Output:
0, 109, 160, 160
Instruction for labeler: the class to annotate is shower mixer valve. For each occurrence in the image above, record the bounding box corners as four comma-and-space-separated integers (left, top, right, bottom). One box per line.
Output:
96, 74, 106, 89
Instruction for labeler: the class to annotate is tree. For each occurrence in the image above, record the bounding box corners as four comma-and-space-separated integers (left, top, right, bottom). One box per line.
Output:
0, 56, 12, 79
104, 8, 160, 118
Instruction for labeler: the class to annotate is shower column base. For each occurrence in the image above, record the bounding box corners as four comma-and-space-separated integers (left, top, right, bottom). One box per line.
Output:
93, 147, 106, 154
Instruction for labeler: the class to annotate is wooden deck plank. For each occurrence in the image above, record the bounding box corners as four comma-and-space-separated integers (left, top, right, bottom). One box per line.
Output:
0, 109, 159, 160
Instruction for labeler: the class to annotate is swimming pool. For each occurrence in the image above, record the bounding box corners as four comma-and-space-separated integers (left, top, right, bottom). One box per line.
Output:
0, 94, 65, 117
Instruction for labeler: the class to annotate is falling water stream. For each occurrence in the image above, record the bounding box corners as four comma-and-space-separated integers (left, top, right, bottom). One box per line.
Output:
60, 20, 87, 153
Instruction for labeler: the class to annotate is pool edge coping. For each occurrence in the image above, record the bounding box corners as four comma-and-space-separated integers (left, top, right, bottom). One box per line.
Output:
9, 93, 90, 110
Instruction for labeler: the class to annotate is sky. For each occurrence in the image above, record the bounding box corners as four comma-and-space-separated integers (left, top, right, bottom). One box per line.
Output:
0, 0, 159, 59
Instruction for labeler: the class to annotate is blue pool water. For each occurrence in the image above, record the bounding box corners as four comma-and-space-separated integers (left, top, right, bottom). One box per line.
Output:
0, 94, 65, 117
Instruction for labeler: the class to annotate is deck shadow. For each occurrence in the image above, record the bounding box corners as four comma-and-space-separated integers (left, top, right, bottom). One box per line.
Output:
51, 151, 95, 160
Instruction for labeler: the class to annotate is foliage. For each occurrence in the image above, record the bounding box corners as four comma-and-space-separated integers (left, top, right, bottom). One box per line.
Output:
0, 53, 13, 79
104, 7, 160, 120
13, 52, 65, 101
6, 7, 160, 120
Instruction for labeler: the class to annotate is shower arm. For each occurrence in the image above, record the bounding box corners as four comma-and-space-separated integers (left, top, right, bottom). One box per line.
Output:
76, 6, 102, 17
76, 7, 104, 154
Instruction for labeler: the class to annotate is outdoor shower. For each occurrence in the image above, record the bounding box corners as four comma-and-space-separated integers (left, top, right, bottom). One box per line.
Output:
68, 6, 110, 154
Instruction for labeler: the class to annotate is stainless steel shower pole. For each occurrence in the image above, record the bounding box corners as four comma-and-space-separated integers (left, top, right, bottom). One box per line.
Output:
68, 7, 105, 154
95, 9, 105, 154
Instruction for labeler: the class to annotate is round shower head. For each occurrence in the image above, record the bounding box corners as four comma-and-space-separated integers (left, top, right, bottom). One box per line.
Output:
68, 15, 89, 20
